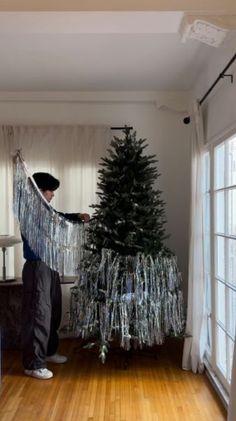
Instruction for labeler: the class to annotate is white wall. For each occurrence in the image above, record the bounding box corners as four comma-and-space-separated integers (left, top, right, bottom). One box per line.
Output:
193, 47, 236, 142
0, 91, 191, 320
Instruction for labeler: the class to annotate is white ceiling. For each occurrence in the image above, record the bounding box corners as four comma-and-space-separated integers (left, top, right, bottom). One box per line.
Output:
0, 12, 230, 92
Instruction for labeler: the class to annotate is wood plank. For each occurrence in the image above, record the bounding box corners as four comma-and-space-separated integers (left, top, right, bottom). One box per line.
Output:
0, 338, 227, 421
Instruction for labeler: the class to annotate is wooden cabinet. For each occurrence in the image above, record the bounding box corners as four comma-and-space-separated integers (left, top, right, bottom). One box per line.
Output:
0, 281, 22, 350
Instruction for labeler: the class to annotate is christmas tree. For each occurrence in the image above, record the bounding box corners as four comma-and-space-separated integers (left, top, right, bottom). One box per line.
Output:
87, 128, 168, 256
70, 129, 185, 362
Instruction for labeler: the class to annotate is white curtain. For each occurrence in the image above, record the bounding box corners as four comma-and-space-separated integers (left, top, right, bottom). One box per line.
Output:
182, 101, 207, 373
0, 125, 111, 277
228, 340, 236, 420
0, 127, 15, 277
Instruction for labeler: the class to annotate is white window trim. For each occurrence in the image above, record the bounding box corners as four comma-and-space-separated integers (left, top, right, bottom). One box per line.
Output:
204, 129, 236, 402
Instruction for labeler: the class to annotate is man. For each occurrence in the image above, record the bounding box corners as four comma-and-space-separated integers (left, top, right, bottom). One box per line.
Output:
22, 172, 89, 380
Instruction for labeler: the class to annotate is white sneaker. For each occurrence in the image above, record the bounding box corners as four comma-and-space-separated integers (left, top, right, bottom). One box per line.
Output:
24, 368, 53, 380
46, 353, 67, 364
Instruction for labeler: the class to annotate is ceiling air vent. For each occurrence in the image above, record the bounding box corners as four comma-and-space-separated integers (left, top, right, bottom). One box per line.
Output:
179, 15, 236, 47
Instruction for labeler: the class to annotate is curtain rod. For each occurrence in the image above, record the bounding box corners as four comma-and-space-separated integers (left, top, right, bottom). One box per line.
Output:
183, 53, 236, 125
110, 126, 133, 131
199, 53, 236, 106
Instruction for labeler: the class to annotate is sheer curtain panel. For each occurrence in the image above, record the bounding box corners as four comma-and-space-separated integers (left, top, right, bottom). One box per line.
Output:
0, 125, 111, 277
182, 101, 207, 373
0, 127, 15, 277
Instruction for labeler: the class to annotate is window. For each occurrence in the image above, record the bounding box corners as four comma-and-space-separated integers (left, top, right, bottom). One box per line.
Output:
204, 133, 236, 393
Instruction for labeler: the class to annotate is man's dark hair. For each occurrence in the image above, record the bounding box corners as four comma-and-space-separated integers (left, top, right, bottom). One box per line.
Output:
32, 172, 60, 191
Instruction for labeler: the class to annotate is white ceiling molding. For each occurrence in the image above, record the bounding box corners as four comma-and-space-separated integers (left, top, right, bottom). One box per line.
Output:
0, 11, 183, 34
179, 14, 236, 47
0, 91, 159, 103
0, 91, 190, 104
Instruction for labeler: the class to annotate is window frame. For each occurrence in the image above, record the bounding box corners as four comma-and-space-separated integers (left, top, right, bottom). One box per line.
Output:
203, 131, 236, 395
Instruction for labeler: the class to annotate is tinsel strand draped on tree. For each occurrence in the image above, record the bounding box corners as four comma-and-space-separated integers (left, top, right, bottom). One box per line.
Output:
69, 129, 185, 361
13, 151, 85, 275
70, 249, 185, 360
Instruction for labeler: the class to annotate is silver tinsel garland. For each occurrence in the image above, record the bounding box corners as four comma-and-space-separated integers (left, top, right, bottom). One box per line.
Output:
70, 248, 185, 360
13, 151, 185, 360
13, 151, 85, 275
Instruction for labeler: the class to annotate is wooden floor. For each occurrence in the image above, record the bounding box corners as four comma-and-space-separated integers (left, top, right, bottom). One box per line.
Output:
0, 338, 226, 421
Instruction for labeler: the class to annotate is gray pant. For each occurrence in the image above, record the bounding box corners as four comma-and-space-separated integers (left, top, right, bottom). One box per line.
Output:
21, 261, 62, 370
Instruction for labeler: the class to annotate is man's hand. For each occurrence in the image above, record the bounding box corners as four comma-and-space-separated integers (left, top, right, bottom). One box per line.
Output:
79, 213, 90, 223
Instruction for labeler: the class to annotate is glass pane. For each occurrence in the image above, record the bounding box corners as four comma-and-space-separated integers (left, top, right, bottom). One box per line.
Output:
207, 316, 212, 353
227, 135, 236, 187
203, 152, 210, 192
216, 324, 227, 375
215, 143, 225, 189
215, 191, 225, 234
215, 236, 225, 280
206, 272, 212, 353
228, 188, 236, 236
228, 238, 236, 287
228, 288, 236, 338
203, 193, 210, 233
216, 280, 225, 327
204, 236, 211, 274
203, 194, 210, 273
228, 337, 235, 383
205, 273, 211, 310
